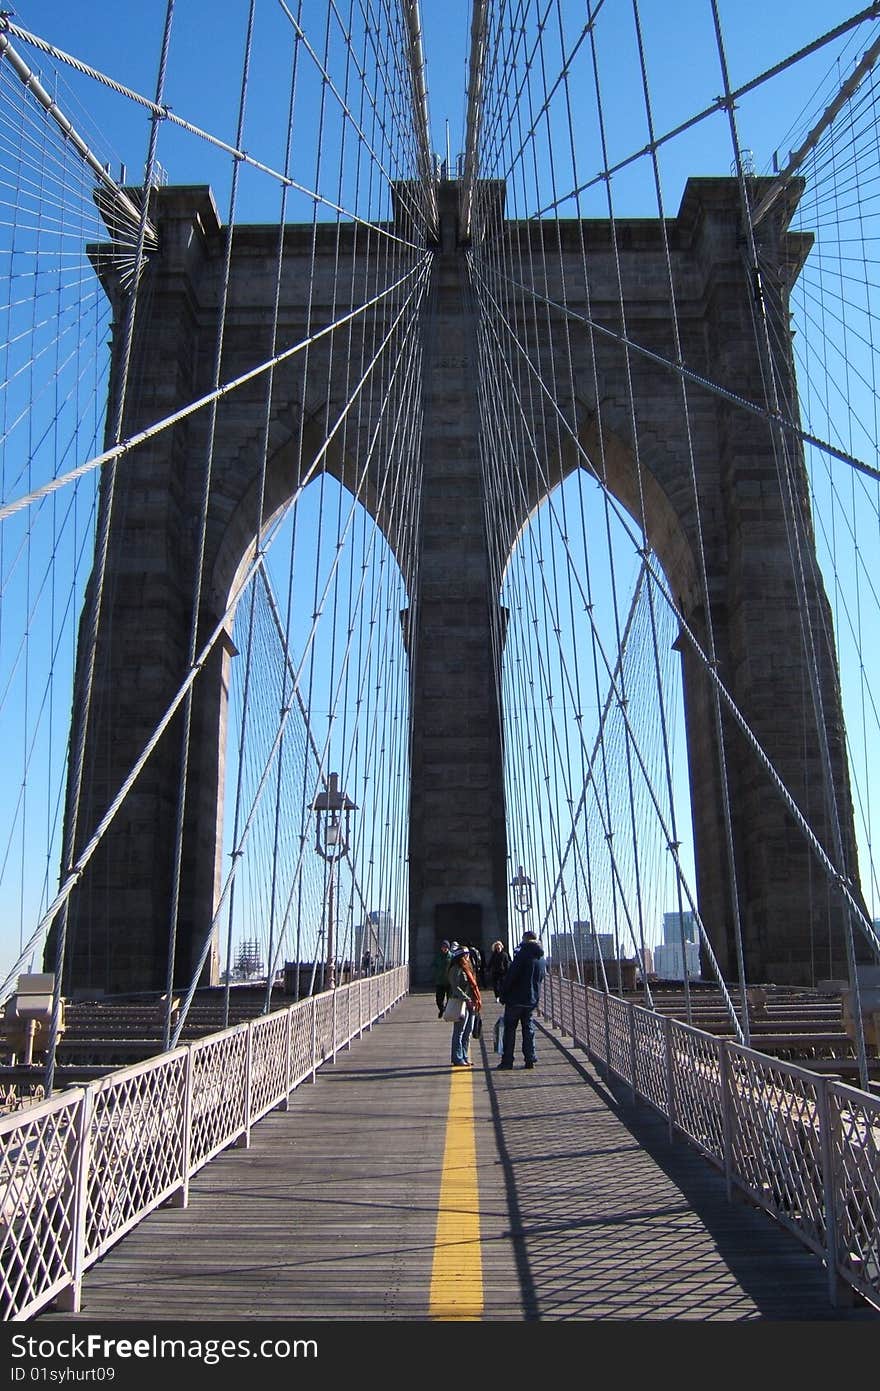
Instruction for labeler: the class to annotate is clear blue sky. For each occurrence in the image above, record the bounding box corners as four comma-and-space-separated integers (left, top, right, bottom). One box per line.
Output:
9, 1, 871, 214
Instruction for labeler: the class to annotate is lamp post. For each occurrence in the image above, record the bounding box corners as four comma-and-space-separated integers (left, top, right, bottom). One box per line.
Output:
510, 865, 534, 928
311, 772, 357, 990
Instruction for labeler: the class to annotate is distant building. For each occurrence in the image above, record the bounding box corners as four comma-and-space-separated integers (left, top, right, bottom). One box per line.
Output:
231, 939, 263, 980
355, 909, 398, 969
654, 940, 701, 981
550, 922, 614, 966
636, 946, 653, 977
662, 911, 697, 945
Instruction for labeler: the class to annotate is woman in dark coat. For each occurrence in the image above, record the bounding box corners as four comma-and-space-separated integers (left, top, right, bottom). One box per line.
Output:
487, 940, 511, 1000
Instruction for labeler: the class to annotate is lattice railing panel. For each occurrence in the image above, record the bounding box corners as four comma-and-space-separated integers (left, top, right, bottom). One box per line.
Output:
85, 1055, 187, 1260
543, 972, 559, 1028
727, 1052, 825, 1251
559, 977, 572, 1035
249, 1012, 288, 1122
350, 979, 364, 1038
570, 980, 589, 1051
606, 995, 632, 1084
586, 989, 607, 1064
189, 1027, 249, 1168
314, 992, 335, 1063
337, 984, 354, 1048
669, 1023, 724, 1161
633, 1007, 668, 1114
289, 998, 316, 1087
0, 1093, 79, 1321
829, 1082, 880, 1300
556, 976, 574, 1036
342, 978, 364, 1045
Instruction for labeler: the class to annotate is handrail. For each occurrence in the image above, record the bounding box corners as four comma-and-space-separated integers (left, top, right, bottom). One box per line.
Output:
0, 966, 408, 1321
538, 971, 879, 1311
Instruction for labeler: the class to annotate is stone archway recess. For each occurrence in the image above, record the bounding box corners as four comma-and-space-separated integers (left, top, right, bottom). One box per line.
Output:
49, 175, 870, 996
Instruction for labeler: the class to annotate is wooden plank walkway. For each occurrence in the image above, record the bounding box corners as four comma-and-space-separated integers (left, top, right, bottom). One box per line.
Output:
36, 991, 880, 1324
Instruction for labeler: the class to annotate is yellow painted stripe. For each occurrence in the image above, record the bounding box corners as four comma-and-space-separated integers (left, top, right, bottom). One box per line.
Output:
429, 1065, 484, 1320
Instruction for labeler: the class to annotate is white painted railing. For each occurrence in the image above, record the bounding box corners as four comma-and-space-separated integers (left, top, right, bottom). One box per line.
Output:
539, 973, 880, 1310
0, 966, 408, 1321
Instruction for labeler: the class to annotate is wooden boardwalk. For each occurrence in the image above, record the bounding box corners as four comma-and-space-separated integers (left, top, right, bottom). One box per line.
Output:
37, 992, 880, 1324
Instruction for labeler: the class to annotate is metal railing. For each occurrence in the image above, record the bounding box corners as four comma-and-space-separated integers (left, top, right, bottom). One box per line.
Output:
539, 972, 880, 1310
0, 966, 408, 1321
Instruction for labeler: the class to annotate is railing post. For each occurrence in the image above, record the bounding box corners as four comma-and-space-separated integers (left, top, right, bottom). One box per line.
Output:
568, 977, 577, 1047
603, 990, 611, 1080
280, 1007, 293, 1110
53, 1086, 94, 1313
311, 997, 318, 1081
816, 1077, 851, 1307
628, 1000, 637, 1104
718, 1040, 734, 1202
236, 1023, 253, 1148
332, 987, 338, 1063
584, 984, 592, 1059
169, 1044, 193, 1207
664, 1014, 676, 1144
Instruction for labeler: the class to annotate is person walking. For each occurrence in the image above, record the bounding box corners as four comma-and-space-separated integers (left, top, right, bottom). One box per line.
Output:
487, 940, 511, 1000
432, 940, 452, 1018
496, 930, 546, 1070
468, 943, 484, 985
447, 945, 482, 1066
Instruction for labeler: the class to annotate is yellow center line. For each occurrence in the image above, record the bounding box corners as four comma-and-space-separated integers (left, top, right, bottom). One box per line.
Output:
429, 1064, 484, 1320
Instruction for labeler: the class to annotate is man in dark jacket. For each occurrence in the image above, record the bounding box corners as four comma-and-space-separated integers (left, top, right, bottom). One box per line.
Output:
432, 940, 453, 1017
496, 930, 546, 1070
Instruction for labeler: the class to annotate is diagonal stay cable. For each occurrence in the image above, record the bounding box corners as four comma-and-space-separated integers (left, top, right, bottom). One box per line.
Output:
0, 258, 430, 525
498, 271, 880, 482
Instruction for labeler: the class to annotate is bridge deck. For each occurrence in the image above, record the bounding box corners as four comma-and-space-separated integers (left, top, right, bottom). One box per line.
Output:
37, 993, 880, 1324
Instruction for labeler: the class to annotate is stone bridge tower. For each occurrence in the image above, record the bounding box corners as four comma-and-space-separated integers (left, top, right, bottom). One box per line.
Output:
49, 176, 868, 995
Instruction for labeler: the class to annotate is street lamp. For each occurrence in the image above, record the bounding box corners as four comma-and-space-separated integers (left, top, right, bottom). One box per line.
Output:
311, 772, 357, 990
510, 864, 534, 921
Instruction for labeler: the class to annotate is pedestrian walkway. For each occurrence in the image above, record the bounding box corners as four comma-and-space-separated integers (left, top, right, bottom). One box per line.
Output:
36, 992, 880, 1322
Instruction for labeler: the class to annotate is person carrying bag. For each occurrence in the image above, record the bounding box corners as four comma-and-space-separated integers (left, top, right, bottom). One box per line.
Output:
446, 946, 481, 1067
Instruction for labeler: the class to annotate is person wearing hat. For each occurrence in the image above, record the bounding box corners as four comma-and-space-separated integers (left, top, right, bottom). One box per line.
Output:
446, 946, 482, 1066
496, 930, 546, 1071
487, 939, 511, 1000
432, 939, 453, 1018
